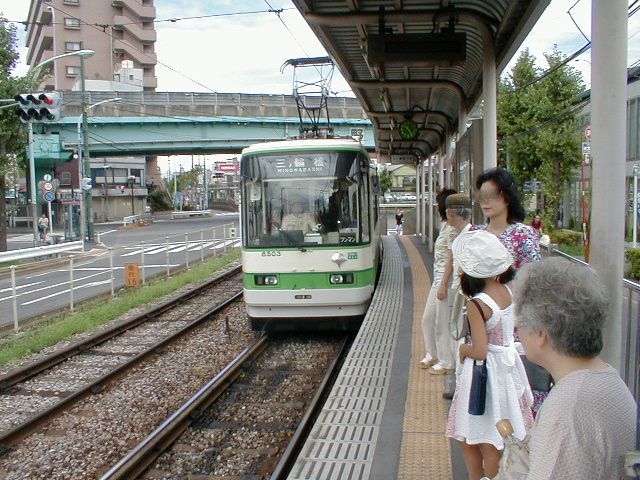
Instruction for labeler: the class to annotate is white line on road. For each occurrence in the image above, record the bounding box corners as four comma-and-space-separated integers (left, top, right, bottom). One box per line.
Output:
0, 281, 44, 294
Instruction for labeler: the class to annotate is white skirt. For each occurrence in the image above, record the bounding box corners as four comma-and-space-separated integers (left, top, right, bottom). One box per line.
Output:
446, 345, 534, 449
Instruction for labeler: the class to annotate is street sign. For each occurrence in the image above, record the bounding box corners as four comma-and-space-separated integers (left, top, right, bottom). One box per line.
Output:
43, 181, 53, 191
43, 191, 55, 202
125, 263, 140, 287
43, 174, 52, 182
582, 142, 591, 154
584, 125, 591, 140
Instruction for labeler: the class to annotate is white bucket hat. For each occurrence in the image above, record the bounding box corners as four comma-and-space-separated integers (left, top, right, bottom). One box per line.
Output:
452, 230, 514, 278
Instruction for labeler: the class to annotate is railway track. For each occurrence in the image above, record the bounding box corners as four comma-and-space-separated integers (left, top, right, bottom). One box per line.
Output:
0, 265, 243, 449
101, 333, 350, 480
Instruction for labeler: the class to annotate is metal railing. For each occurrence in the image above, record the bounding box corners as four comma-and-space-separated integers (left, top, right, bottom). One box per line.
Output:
170, 210, 212, 219
1, 223, 238, 333
0, 241, 83, 264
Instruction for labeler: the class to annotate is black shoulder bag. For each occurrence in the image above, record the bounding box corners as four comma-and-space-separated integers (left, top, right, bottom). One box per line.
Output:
467, 299, 488, 416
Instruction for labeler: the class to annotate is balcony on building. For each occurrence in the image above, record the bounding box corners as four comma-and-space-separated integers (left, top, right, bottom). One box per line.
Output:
111, 0, 156, 20
113, 39, 157, 66
112, 16, 157, 42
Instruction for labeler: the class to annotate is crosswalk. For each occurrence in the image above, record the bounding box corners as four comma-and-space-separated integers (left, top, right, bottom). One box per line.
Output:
121, 239, 240, 257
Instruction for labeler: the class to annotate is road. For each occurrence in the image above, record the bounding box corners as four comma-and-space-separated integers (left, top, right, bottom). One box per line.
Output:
2, 212, 239, 330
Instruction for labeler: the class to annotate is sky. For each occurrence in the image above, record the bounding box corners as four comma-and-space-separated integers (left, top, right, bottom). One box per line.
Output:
1, 0, 640, 174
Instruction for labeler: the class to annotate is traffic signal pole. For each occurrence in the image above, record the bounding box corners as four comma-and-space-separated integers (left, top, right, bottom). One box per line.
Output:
27, 122, 38, 245
80, 55, 94, 242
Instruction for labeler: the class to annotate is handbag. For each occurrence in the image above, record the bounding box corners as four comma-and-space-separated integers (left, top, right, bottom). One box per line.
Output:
449, 287, 468, 340
466, 298, 488, 416
468, 359, 488, 415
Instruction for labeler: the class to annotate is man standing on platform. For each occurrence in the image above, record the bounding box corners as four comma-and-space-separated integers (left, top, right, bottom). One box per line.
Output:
438, 193, 472, 398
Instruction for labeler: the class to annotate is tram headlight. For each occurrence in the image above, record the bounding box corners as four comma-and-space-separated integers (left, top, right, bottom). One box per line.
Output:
330, 273, 354, 284
255, 274, 278, 285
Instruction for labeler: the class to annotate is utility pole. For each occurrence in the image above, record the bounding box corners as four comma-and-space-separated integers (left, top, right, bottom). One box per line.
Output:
80, 54, 94, 242
204, 157, 209, 209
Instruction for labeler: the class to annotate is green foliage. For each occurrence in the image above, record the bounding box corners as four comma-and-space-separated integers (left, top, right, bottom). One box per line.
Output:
379, 168, 392, 193
626, 248, 640, 280
147, 189, 172, 212
549, 228, 582, 246
498, 49, 545, 185
498, 47, 585, 226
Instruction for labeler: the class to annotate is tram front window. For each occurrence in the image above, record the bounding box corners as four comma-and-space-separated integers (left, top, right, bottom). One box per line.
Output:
242, 151, 369, 247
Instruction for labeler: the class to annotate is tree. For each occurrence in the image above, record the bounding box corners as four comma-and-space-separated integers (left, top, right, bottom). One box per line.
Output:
536, 47, 583, 227
498, 47, 584, 227
0, 16, 30, 251
497, 49, 545, 186
379, 168, 392, 193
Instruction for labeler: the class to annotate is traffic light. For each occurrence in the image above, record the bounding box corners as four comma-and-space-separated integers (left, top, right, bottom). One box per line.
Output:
81, 177, 92, 191
15, 92, 62, 123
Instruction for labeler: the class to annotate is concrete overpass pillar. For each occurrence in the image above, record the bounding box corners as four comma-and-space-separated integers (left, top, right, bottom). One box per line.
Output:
590, 0, 627, 373
482, 27, 497, 170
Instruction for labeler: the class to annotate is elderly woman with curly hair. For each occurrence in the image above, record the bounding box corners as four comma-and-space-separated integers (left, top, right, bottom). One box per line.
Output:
511, 258, 636, 479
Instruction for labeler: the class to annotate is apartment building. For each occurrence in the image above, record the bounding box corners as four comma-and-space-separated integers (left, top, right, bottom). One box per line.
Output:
25, 0, 157, 91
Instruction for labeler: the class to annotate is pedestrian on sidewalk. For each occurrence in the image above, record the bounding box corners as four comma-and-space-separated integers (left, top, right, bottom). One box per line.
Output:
511, 258, 636, 480
446, 230, 534, 480
37, 214, 49, 241
419, 189, 457, 372
395, 208, 404, 235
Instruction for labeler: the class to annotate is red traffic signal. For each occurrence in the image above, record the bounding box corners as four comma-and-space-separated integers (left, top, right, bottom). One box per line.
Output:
14, 92, 62, 123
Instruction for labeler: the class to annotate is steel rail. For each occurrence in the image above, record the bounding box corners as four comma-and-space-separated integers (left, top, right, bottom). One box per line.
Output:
99, 335, 270, 480
269, 335, 352, 479
0, 290, 243, 449
0, 265, 241, 391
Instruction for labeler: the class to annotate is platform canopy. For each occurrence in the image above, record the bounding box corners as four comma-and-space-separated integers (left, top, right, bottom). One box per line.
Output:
292, 0, 550, 162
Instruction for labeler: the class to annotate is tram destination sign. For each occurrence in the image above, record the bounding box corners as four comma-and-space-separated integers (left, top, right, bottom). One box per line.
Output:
267, 154, 333, 177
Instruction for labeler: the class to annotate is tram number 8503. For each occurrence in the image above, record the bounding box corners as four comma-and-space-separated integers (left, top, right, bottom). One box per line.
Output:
261, 250, 282, 257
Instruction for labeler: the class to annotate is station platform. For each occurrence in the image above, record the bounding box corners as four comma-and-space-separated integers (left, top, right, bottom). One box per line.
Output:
288, 234, 466, 479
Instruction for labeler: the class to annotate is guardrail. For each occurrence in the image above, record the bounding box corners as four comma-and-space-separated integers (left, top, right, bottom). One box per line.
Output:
2, 223, 238, 334
171, 210, 212, 219
123, 214, 142, 226
6, 216, 34, 228
0, 241, 83, 264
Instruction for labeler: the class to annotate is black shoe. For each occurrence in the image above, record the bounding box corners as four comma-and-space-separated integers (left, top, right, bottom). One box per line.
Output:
442, 392, 453, 400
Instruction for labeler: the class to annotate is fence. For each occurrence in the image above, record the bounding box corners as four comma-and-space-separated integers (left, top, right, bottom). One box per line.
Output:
2, 223, 238, 333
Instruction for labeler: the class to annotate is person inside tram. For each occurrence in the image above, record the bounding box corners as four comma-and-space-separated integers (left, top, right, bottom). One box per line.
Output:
281, 197, 317, 234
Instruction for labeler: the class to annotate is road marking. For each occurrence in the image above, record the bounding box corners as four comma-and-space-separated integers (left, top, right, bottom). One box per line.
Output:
98, 229, 118, 237
0, 281, 43, 294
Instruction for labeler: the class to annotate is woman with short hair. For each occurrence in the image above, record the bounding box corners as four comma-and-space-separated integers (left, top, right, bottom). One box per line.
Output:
511, 258, 636, 479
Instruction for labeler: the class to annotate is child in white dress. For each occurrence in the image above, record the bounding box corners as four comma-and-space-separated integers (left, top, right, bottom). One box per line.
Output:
446, 230, 534, 480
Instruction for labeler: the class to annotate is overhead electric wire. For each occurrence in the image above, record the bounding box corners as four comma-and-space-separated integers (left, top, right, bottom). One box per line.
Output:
505, 1, 640, 93
40, 4, 283, 136
500, 98, 590, 143
6, 7, 292, 27
263, 0, 313, 58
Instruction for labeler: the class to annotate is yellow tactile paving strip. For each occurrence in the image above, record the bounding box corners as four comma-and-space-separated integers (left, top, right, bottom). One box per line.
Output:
397, 236, 453, 480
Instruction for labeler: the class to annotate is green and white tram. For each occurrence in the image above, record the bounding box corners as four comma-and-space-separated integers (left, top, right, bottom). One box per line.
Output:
240, 138, 382, 331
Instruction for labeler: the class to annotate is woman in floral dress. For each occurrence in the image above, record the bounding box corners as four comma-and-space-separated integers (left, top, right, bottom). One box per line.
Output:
473, 168, 548, 414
